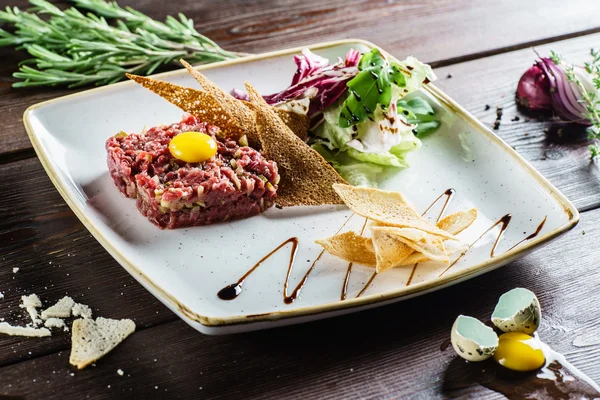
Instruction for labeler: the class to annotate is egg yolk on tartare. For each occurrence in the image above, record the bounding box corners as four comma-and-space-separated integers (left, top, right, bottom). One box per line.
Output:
169, 131, 217, 163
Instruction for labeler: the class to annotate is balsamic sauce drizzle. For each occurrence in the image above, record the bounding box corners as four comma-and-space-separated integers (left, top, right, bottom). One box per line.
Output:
507, 216, 547, 252
218, 213, 356, 303
340, 217, 369, 301
438, 214, 512, 277
356, 272, 378, 298
217, 237, 299, 301
218, 188, 548, 304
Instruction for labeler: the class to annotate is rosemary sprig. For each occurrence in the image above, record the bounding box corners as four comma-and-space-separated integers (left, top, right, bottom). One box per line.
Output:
0, 0, 240, 87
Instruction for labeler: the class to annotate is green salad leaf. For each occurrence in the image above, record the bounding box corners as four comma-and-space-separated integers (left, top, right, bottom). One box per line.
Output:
397, 97, 441, 137
312, 143, 384, 187
338, 49, 406, 128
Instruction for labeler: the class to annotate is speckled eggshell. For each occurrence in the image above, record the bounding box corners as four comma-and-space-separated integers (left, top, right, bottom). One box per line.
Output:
451, 316, 498, 362
492, 297, 542, 335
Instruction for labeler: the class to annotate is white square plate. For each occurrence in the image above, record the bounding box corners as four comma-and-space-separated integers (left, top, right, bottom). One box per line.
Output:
24, 40, 578, 334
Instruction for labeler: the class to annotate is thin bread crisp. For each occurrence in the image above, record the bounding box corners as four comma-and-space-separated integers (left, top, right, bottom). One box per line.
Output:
394, 240, 467, 267
437, 208, 478, 235
126, 74, 307, 143
245, 82, 346, 206
315, 231, 376, 266
126, 74, 244, 139
372, 209, 475, 270
276, 109, 308, 141
69, 317, 135, 370
181, 60, 309, 140
332, 184, 457, 240
371, 229, 414, 273
372, 226, 449, 262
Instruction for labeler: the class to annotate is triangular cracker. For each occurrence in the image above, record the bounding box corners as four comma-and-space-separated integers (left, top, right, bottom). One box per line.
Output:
372, 226, 449, 262
126, 73, 308, 143
315, 231, 376, 266
332, 184, 457, 240
69, 317, 135, 370
126, 74, 244, 139
371, 229, 414, 273
245, 82, 346, 206
437, 208, 478, 235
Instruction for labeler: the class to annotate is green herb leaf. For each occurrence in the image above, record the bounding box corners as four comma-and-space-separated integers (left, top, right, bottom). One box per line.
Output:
338, 49, 406, 128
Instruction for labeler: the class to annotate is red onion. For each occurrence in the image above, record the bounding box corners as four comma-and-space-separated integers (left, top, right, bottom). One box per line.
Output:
517, 57, 592, 125
537, 57, 589, 124
516, 63, 552, 110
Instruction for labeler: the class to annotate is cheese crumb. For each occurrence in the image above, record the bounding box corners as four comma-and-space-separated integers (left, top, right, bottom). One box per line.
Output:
41, 296, 75, 320
72, 303, 92, 319
44, 318, 65, 330
12, 267, 19, 273
0, 322, 51, 337
0, 292, 4, 300
117, 369, 124, 376
20, 294, 42, 325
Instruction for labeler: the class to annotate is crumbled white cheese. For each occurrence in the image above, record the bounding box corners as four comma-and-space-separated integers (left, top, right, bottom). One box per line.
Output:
20, 294, 42, 325
72, 303, 92, 319
44, 318, 65, 330
0, 322, 51, 337
117, 369, 124, 376
41, 296, 75, 320
12, 267, 19, 273
0, 292, 4, 300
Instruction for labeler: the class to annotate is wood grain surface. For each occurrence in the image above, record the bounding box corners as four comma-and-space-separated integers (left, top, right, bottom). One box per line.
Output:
1, 0, 600, 399
1, 0, 599, 156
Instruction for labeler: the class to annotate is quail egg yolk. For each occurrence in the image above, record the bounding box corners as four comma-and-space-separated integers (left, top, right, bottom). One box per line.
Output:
493, 332, 545, 372
168, 131, 217, 163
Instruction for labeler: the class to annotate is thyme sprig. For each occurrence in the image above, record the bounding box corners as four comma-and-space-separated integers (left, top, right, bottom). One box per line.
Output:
551, 49, 600, 158
0, 0, 240, 87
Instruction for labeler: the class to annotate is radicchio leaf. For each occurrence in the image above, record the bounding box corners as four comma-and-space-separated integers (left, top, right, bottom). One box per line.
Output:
232, 48, 360, 117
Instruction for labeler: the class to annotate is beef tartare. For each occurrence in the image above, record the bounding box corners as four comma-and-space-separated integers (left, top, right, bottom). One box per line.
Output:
106, 114, 279, 229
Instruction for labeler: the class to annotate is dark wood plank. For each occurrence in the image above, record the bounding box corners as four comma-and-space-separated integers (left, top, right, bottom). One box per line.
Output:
1, 0, 600, 155
0, 204, 599, 399
433, 32, 600, 212
0, 157, 176, 367
0, 33, 598, 372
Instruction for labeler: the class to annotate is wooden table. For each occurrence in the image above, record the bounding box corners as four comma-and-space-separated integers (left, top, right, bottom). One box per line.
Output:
1, 0, 600, 398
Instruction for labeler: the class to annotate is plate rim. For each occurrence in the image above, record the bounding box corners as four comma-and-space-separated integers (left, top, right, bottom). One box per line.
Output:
23, 39, 580, 328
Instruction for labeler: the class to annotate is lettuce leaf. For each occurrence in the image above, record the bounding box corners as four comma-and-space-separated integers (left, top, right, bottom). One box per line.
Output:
312, 144, 384, 187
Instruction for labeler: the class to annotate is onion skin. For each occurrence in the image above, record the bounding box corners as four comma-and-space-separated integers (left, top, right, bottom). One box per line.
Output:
516, 63, 553, 111
537, 58, 591, 125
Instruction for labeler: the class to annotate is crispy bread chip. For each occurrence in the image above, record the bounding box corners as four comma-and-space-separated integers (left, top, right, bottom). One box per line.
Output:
372, 226, 449, 262
70, 317, 135, 370
181, 60, 308, 141
437, 208, 478, 235
272, 107, 308, 141
126, 74, 247, 140
332, 184, 457, 240
371, 229, 414, 273
245, 82, 346, 206
126, 73, 307, 144
315, 231, 376, 266
395, 240, 467, 266
380, 209, 476, 268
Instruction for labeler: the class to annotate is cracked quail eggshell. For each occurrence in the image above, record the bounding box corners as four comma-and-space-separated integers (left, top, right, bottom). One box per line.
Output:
451, 315, 499, 362
492, 288, 541, 335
